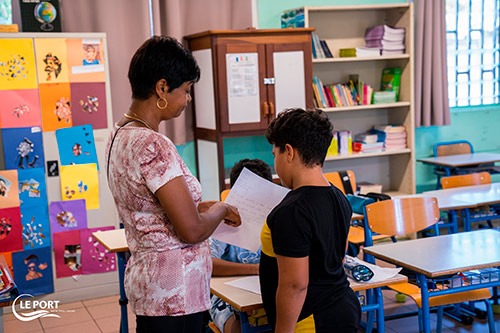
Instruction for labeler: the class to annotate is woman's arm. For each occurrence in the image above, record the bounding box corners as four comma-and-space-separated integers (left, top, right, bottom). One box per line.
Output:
156, 176, 240, 244
212, 258, 259, 276
274, 255, 309, 333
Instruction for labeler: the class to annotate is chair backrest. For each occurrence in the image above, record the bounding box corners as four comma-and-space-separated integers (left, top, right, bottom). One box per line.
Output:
220, 189, 230, 201
433, 140, 474, 157
324, 170, 356, 194
364, 197, 440, 242
441, 172, 491, 189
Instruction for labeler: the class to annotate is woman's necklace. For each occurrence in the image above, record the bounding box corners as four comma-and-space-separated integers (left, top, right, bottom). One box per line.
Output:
123, 112, 154, 131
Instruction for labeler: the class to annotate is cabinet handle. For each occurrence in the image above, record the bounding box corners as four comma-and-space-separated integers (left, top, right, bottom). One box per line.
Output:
269, 102, 275, 116
263, 102, 269, 116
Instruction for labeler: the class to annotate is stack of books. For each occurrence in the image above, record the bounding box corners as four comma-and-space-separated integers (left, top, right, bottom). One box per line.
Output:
365, 24, 405, 55
312, 33, 334, 59
352, 132, 384, 153
373, 125, 407, 150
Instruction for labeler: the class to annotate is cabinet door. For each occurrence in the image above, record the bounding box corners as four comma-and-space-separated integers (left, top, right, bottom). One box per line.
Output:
264, 42, 313, 122
216, 43, 268, 132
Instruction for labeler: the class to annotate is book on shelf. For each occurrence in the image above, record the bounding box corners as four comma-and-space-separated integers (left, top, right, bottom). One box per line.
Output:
365, 25, 405, 41
338, 130, 352, 155
380, 67, 402, 100
354, 132, 379, 144
319, 39, 334, 58
372, 90, 397, 104
355, 46, 381, 57
356, 182, 383, 195
352, 141, 384, 153
374, 124, 406, 133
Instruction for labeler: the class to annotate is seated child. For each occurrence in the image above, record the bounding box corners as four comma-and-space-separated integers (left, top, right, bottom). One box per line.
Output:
209, 158, 272, 333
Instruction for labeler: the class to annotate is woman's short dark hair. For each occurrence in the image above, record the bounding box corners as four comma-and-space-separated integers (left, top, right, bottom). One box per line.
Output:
229, 158, 273, 187
128, 36, 200, 100
265, 108, 333, 167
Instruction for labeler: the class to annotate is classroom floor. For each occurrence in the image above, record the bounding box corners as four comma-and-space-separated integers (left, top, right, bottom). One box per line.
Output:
3, 289, 499, 333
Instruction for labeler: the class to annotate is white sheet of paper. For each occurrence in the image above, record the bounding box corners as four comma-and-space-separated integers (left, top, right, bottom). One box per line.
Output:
212, 167, 290, 252
225, 275, 262, 295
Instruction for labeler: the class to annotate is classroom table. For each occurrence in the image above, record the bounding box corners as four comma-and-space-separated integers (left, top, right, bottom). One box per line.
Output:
363, 229, 500, 333
211, 274, 408, 333
92, 229, 128, 333
418, 152, 500, 170
423, 182, 500, 231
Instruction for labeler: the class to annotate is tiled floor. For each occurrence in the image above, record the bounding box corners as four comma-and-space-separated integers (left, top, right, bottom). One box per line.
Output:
3, 290, 499, 332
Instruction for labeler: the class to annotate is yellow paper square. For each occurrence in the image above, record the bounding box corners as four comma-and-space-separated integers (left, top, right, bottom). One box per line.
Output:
60, 163, 99, 210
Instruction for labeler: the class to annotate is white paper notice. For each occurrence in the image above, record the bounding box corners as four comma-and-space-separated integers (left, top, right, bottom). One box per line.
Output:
212, 168, 290, 252
225, 275, 261, 295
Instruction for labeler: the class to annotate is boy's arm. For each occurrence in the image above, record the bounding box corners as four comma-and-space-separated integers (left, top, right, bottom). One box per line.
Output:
275, 255, 309, 333
212, 258, 259, 276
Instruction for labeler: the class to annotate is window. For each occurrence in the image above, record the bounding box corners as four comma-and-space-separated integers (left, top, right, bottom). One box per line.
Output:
445, 0, 500, 107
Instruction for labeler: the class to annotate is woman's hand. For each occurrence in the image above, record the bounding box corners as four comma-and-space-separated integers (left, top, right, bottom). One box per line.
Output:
198, 201, 241, 227
223, 203, 241, 227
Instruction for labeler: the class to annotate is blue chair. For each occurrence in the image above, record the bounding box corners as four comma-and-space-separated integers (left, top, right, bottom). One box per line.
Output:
433, 140, 500, 189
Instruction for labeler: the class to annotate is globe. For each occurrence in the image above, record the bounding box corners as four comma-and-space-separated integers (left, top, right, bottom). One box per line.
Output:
34, 2, 57, 31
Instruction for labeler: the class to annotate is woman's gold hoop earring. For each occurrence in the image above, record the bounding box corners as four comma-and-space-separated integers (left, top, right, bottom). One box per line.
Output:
157, 97, 168, 110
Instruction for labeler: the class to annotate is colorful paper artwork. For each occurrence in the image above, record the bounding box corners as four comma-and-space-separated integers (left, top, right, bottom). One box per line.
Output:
20, 204, 50, 249
0, 252, 14, 277
81, 227, 116, 274
53, 230, 82, 278
18, 168, 48, 207
49, 199, 87, 233
55, 124, 99, 169
0, 206, 23, 252
0, 38, 38, 90
12, 246, 54, 296
34, 38, 69, 84
70, 82, 108, 129
1, 127, 45, 170
66, 38, 105, 83
39, 82, 72, 131
60, 164, 99, 209
0, 89, 42, 129
0, 169, 20, 209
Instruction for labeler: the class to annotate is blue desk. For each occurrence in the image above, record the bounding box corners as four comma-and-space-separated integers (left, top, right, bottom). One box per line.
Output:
364, 229, 500, 333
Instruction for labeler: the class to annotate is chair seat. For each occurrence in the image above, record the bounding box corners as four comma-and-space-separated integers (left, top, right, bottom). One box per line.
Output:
348, 226, 390, 245
389, 282, 492, 308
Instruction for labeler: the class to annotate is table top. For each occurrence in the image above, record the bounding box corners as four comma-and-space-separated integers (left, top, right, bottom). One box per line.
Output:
92, 229, 128, 253
417, 152, 500, 167
210, 274, 408, 312
423, 182, 500, 207
363, 229, 500, 278
396, 193, 476, 211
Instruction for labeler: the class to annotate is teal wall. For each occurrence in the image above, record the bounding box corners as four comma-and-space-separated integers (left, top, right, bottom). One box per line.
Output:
179, 0, 500, 192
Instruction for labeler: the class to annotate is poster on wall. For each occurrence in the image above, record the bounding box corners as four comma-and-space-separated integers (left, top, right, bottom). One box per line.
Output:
12, 246, 54, 295
0, 206, 23, 252
55, 124, 99, 168
20, 204, 50, 249
18, 0, 62, 32
60, 163, 99, 209
0, 89, 42, 129
0, 38, 38, 91
18, 167, 48, 207
0, 169, 20, 208
80, 226, 116, 274
1, 127, 45, 170
49, 199, 87, 233
53, 230, 82, 278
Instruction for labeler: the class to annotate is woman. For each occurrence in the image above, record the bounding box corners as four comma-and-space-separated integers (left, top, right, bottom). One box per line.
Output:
105, 36, 241, 333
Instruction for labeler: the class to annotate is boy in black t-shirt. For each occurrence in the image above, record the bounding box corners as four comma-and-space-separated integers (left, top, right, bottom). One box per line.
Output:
260, 108, 361, 332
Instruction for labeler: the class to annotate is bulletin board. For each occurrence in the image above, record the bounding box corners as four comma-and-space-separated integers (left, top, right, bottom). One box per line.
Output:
0, 33, 119, 302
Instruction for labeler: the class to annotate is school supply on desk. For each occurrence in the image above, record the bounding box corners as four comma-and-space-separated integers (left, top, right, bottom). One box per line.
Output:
344, 255, 374, 282
344, 255, 401, 283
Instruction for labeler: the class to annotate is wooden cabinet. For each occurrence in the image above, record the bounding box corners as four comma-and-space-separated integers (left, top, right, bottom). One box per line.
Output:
294, 3, 415, 195
185, 29, 314, 199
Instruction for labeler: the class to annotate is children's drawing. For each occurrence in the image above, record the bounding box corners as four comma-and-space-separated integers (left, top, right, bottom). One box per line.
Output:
1, 127, 44, 170
64, 244, 81, 271
79, 95, 99, 113
0, 54, 28, 80
18, 168, 48, 207
42, 52, 62, 81
53, 230, 82, 278
12, 104, 30, 118
49, 199, 87, 233
55, 125, 99, 168
20, 203, 50, 250
0, 216, 12, 240
0, 207, 22, 252
0, 170, 20, 209
0, 176, 10, 197
81, 227, 116, 274
0, 89, 42, 129
12, 247, 54, 296
54, 96, 71, 122
82, 43, 100, 65
16, 137, 39, 169
0, 39, 38, 90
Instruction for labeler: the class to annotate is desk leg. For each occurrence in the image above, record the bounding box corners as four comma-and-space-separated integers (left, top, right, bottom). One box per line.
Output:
375, 288, 385, 333
464, 209, 472, 232
117, 251, 129, 333
417, 274, 431, 333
